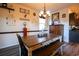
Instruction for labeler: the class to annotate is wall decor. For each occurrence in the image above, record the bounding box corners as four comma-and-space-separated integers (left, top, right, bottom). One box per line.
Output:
52, 12, 60, 25
0, 3, 7, 7
52, 12, 59, 20
26, 10, 30, 14
20, 8, 26, 13
5, 14, 16, 26
6, 17, 8, 24
0, 3, 15, 12
20, 8, 30, 14
62, 13, 66, 18
23, 22, 27, 26
0, 3, 2, 6
20, 18, 29, 21
19, 8, 30, 21
24, 14, 27, 18
2, 3, 7, 7
33, 12, 36, 16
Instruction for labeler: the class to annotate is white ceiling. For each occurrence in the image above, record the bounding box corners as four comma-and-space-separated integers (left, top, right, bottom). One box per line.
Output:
19, 3, 79, 12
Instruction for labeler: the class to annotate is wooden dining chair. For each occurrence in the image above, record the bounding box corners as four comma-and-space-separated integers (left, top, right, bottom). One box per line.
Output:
16, 34, 28, 56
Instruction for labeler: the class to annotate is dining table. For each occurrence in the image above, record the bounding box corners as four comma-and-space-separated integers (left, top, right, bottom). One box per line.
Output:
22, 33, 63, 56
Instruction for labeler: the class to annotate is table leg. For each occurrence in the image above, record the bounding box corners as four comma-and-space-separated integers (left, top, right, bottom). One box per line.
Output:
28, 49, 32, 56
59, 36, 62, 42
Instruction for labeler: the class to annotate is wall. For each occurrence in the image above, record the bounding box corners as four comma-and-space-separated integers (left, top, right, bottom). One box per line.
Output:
69, 5, 79, 13
59, 8, 69, 42
51, 8, 69, 43
0, 3, 39, 49
54, 5, 79, 43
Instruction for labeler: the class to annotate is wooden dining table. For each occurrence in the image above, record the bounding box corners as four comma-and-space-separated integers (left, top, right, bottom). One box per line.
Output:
22, 33, 63, 56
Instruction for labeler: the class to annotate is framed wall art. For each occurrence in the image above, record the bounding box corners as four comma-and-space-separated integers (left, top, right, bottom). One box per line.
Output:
19, 8, 30, 21
20, 8, 26, 13
20, 8, 30, 14
52, 12, 60, 25
52, 12, 59, 20
62, 13, 66, 18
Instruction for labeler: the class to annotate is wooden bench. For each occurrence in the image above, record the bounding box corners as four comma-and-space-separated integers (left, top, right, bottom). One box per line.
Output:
32, 40, 63, 56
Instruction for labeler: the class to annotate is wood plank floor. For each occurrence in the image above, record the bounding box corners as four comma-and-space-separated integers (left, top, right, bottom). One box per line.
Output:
59, 43, 79, 56
0, 43, 79, 56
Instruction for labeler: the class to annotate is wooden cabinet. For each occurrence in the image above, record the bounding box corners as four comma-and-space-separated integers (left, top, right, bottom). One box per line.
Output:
69, 13, 79, 26
49, 25, 64, 35
69, 30, 79, 43
69, 13, 76, 26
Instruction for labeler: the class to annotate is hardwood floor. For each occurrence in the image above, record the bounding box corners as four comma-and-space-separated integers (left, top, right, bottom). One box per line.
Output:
59, 43, 79, 56
0, 43, 79, 56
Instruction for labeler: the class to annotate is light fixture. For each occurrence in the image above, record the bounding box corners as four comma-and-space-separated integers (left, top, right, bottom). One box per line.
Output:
39, 3, 50, 19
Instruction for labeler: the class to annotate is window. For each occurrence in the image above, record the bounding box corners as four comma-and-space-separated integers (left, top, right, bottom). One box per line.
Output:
39, 18, 46, 30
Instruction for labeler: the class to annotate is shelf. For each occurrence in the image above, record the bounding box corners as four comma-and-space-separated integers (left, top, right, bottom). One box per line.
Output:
0, 6, 15, 11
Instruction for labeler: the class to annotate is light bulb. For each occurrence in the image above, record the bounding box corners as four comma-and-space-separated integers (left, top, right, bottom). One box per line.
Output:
40, 11, 43, 14
43, 14, 46, 17
46, 11, 50, 16
39, 13, 41, 16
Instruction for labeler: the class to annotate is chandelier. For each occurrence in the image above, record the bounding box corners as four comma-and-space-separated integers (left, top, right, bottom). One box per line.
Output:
39, 3, 50, 19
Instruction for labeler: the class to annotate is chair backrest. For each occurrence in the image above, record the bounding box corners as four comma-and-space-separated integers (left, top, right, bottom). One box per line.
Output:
16, 34, 28, 56
16, 34, 24, 47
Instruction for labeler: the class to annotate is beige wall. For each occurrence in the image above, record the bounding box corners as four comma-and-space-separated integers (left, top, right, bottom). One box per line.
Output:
59, 8, 69, 43
0, 3, 39, 49
0, 3, 39, 32
69, 5, 79, 13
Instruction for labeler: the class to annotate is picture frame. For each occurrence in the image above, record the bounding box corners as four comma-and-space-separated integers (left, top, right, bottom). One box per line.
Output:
20, 8, 26, 13
20, 8, 30, 14
19, 8, 30, 21
52, 12, 59, 21
62, 13, 66, 18
52, 12, 60, 25
26, 10, 30, 14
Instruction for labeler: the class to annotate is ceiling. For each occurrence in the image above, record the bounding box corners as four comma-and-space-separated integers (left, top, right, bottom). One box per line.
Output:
20, 3, 79, 12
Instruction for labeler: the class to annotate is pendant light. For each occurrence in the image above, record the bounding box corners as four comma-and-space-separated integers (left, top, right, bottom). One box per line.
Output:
39, 3, 50, 19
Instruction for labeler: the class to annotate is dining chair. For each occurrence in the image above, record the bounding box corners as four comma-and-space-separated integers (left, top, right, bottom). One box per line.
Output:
16, 34, 28, 56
